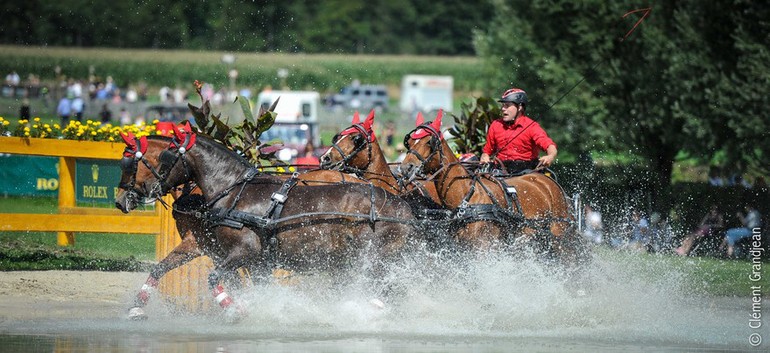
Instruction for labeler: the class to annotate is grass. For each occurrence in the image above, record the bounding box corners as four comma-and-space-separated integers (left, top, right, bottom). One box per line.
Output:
595, 247, 768, 297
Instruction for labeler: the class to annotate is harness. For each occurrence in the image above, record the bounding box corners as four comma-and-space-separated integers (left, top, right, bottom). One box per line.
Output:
401, 122, 575, 239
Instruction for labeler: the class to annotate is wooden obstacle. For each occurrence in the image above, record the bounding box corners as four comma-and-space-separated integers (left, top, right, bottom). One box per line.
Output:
0, 136, 213, 310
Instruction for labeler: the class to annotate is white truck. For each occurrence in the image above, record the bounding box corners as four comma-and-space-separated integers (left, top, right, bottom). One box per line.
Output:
256, 90, 321, 162
399, 75, 454, 114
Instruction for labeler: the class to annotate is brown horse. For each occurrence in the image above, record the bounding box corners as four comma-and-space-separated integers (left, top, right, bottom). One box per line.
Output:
398, 111, 585, 264
319, 110, 443, 210
116, 128, 416, 320
124, 129, 366, 320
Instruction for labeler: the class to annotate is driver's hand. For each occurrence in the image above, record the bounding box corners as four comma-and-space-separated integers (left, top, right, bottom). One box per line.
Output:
480, 154, 491, 163
537, 155, 555, 168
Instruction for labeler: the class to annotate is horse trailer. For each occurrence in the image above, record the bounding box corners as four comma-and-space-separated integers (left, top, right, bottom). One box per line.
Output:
256, 90, 322, 161
399, 75, 454, 114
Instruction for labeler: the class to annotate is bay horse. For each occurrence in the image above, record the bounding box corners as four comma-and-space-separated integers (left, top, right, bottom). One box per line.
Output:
116, 125, 416, 319
319, 110, 443, 212
398, 111, 585, 265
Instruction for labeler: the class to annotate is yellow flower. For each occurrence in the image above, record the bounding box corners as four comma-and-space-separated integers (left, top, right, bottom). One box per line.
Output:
54, 124, 60, 129
152, 119, 160, 124
32, 124, 38, 129
24, 132, 30, 136
91, 131, 97, 136
277, 167, 285, 173
108, 137, 115, 142
33, 117, 40, 122
2, 121, 9, 126
289, 166, 296, 172
24, 127, 30, 132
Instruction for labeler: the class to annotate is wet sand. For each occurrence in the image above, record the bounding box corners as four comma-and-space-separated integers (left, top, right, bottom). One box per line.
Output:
0, 270, 147, 320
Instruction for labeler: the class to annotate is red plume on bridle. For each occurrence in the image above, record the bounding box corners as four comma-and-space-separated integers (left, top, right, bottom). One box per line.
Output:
410, 109, 443, 140
339, 109, 376, 141
120, 132, 148, 158
361, 109, 376, 141
170, 121, 196, 153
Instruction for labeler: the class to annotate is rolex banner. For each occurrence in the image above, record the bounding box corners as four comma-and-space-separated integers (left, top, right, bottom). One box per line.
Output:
0, 154, 58, 197
0, 154, 121, 203
75, 158, 122, 204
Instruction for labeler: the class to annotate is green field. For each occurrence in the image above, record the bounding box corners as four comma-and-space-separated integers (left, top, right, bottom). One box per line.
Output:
0, 45, 483, 94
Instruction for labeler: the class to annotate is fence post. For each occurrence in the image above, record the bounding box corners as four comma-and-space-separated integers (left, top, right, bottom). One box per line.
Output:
57, 156, 76, 246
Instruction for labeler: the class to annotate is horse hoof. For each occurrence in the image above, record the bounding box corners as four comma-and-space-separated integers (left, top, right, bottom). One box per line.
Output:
368, 298, 385, 310
127, 307, 148, 321
223, 304, 247, 323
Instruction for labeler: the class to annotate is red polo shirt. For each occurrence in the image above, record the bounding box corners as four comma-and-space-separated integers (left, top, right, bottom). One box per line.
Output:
482, 115, 556, 161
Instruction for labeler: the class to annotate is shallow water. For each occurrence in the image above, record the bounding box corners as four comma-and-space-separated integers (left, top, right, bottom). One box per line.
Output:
0, 249, 762, 352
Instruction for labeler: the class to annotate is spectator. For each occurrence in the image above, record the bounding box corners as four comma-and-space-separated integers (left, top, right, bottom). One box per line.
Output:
57, 95, 72, 124
5, 71, 20, 86
99, 104, 112, 124
126, 88, 138, 103
649, 212, 675, 253
294, 143, 320, 170
71, 95, 85, 122
675, 205, 724, 256
628, 210, 650, 252
119, 108, 132, 126
583, 204, 604, 244
19, 99, 31, 120
720, 205, 762, 258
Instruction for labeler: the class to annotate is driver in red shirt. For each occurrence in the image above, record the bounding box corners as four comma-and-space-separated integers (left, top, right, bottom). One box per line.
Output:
479, 88, 558, 174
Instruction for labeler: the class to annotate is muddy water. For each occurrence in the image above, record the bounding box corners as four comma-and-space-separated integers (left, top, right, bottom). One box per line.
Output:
0, 250, 762, 352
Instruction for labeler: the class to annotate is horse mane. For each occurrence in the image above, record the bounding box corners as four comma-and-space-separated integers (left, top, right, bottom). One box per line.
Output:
148, 133, 253, 168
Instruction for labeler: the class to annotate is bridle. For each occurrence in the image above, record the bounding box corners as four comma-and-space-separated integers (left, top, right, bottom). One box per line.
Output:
326, 123, 372, 174
119, 131, 196, 206
400, 122, 445, 181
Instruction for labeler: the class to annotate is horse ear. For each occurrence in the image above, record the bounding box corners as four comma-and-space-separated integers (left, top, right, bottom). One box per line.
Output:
362, 109, 375, 130
431, 110, 443, 131
180, 121, 193, 134
120, 132, 136, 147
415, 112, 424, 126
171, 123, 183, 142
351, 111, 360, 124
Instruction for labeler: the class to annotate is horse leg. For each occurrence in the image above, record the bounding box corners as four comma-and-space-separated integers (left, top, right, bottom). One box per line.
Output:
128, 231, 202, 320
207, 245, 255, 321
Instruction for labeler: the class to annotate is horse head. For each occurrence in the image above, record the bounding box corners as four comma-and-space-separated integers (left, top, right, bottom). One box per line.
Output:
320, 110, 377, 173
397, 111, 447, 182
115, 124, 197, 213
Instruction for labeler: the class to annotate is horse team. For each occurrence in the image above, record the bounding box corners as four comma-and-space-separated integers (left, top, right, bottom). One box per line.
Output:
115, 110, 587, 320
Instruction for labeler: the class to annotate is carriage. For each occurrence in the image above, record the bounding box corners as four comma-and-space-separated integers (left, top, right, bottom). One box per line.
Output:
115, 110, 588, 320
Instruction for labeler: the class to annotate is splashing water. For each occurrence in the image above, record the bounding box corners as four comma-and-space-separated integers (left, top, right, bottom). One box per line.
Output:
0, 242, 750, 351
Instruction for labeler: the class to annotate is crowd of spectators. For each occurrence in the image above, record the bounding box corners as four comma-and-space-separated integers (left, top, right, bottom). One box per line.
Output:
583, 196, 764, 259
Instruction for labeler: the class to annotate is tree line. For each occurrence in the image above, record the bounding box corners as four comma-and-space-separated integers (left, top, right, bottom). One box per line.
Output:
1, 0, 491, 55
